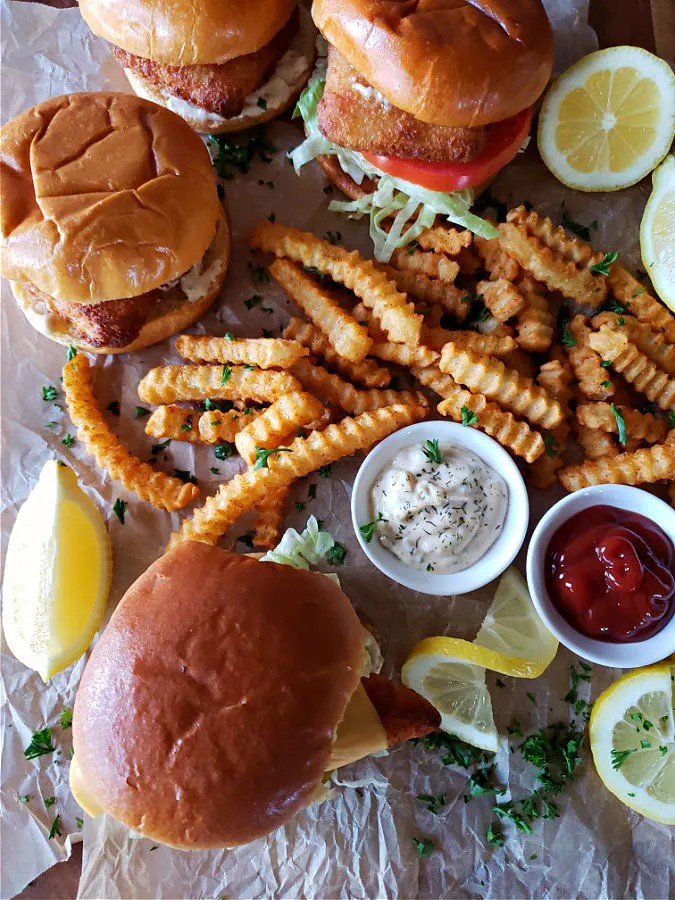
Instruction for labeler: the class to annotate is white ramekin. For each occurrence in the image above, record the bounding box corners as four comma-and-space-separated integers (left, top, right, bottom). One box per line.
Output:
526, 484, 675, 667
350, 421, 529, 596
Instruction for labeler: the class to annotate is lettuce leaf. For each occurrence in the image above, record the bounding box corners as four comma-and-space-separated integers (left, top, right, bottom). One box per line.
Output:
261, 515, 335, 569
290, 77, 498, 262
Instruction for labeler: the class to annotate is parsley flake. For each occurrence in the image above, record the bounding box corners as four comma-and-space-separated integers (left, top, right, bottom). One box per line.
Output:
112, 498, 127, 525
214, 442, 235, 460
610, 403, 628, 446
590, 251, 618, 276
253, 446, 292, 470
359, 512, 384, 543
42, 385, 59, 402
461, 406, 479, 427
59, 708, 73, 729
413, 837, 434, 858
327, 542, 346, 565
24, 728, 55, 760
422, 438, 443, 464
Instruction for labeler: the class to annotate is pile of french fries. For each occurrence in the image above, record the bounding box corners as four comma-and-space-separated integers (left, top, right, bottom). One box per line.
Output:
62, 205, 675, 550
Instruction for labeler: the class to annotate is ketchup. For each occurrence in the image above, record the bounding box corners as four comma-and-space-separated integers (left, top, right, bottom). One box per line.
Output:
546, 505, 675, 642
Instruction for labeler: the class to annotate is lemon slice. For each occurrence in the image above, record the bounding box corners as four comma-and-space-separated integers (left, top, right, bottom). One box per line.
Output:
640, 154, 675, 310
402, 637, 498, 751
473, 567, 559, 679
2, 461, 112, 681
590, 663, 674, 824
538, 46, 675, 191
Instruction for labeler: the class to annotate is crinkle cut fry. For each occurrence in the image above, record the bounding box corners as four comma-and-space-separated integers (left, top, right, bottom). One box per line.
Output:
63, 355, 199, 511
167, 404, 427, 549
528, 354, 573, 489
411, 363, 462, 400
439, 342, 564, 428
370, 340, 438, 368
607, 265, 675, 342
566, 315, 615, 401
588, 326, 675, 411
249, 221, 422, 345
421, 327, 515, 357
592, 312, 675, 377
198, 408, 262, 444
375, 263, 469, 321
283, 318, 391, 388
576, 402, 667, 444
390, 247, 460, 284
508, 206, 604, 267
269, 258, 372, 364
174, 334, 309, 368
559, 442, 675, 491
437, 390, 545, 463
145, 406, 203, 442
253, 488, 289, 549
138, 365, 301, 405
473, 228, 520, 282
235, 391, 325, 465
575, 424, 619, 459
514, 275, 554, 352
476, 279, 525, 322
415, 225, 472, 257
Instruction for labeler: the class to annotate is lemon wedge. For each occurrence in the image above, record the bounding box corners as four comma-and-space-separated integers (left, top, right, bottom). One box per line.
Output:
640, 154, 675, 310
2, 460, 112, 681
589, 663, 674, 825
402, 638, 499, 752
538, 46, 675, 191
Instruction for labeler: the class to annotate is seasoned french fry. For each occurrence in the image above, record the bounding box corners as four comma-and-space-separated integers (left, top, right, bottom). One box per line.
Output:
559, 442, 675, 491
576, 402, 668, 444
529, 354, 574, 489
370, 340, 438, 367
235, 391, 325, 465
416, 225, 472, 256
575, 425, 619, 459
499, 210, 608, 305
514, 275, 554, 352
376, 263, 469, 321
63, 355, 198, 511
439, 342, 563, 428
145, 406, 203, 443
588, 326, 675, 410
390, 247, 460, 284
304, 405, 340, 433
474, 228, 521, 281
138, 365, 301, 405
476, 279, 525, 322
167, 405, 427, 548
592, 312, 675, 377
607, 265, 675, 342
438, 390, 545, 463
283, 317, 390, 388
421, 327, 516, 357
253, 489, 288, 549
269, 259, 372, 363
175, 334, 309, 368
566, 315, 615, 401
292, 358, 427, 415
249, 221, 422, 345
198, 408, 262, 444
411, 363, 461, 399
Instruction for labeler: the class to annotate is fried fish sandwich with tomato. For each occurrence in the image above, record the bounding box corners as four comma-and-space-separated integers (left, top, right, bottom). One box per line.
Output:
292, 0, 554, 260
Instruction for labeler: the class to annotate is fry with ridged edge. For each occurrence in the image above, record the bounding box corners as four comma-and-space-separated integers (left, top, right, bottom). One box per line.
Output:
411, 363, 462, 400
175, 334, 309, 368
592, 312, 675, 377
515, 275, 553, 352
198, 408, 262, 443
249, 221, 422, 345
421, 327, 516, 357
416, 225, 472, 256
138, 365, 301, 405
476, 279, 525, 322
566, 314, 615, 401
390, 247, 460, 284
607, 266, 675, 342
292, 358, 427, 415
145, 406, 203, 443
167, 405, 427, 548
438, 390, 544, 463
529, 352, 573, 489
370, 340, 438, 368
269, 259, 372, 363
283, 318, 390, 388
474, 229, 520, 282
63, 355, 199, 511
576, 426, 618, 459
235, 391, 325, 465
588, 326, 675, 411
253, 488, 288, 549
376, 263, 469, 321
576, 402, 668, 444
559, 442, 675, 491
439, 342, 563, 428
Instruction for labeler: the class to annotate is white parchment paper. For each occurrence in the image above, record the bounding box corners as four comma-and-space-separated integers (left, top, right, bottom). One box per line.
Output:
1, 2, 673, 898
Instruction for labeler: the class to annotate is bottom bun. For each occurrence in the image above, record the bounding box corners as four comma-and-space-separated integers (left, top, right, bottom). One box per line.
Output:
12, 208, 230, 354
123, 6, 316, 135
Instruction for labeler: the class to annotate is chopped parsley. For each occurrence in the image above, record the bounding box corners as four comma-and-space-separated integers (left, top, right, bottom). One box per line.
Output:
610, 403, 628, 446
253, 446, 292, 470
295, 501, 306, 512
224, 332, 237, 341
42, 385, 59, 402
526, 692, 537, 704
327, 542, 346, 566
542, 431, 560, 459
210, 467, 220, 475
318, 464, 332, 478
308, 483, 317, 501
590, 251, 618, 276
180, 415, 193, 432
21, 795, 32, 804
208, 127, 275, 180
151, 439, 171, 456
112, 498, 127, 524
467, 767, 505, 799
134, 406, 150, 419
76, 817, 84, 830
461, 406, 479, 427
59, 708, 72, 729
561, 319, 576, 348
174, 470, 197, 484
668, 411, 675, 428
359, 512, 384, 543
48, 815, 62, 839
244, 294, 262, 310
257, 97, 267, 110
44, 796, 56, 808
324, 231, 342, 245
417, 792, 447, 814
597, 297, 628, 314
61, 434, 75, 448
106, 401, 120, 416
486, 823, 505, 846
412, 837, 434, 858
221, 365, 232, 385
214, 442, 235, 460
494, 803, 533, 834
66, 345, 78, 362
249, 264, 271, 285
611, 748, 636, 770
201, 398, 234, 413
24, 728, 55, 760
422, 438, 442, 464
561, 209, 597, 242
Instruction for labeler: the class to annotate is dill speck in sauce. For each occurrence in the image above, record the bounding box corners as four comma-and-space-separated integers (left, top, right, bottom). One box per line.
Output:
370, 442, 508, 574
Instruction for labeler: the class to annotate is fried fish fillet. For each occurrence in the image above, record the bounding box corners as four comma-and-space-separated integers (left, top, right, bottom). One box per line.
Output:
362, 673, 441, 744
317, 47, 486, 163
112, 9, 298, 118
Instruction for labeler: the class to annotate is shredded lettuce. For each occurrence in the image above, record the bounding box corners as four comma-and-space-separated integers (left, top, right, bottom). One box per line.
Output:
290, 77, 499, 262
261, 515, 335, 569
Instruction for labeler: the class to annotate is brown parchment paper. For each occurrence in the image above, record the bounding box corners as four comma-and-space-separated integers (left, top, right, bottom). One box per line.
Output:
1, 2, 673, 898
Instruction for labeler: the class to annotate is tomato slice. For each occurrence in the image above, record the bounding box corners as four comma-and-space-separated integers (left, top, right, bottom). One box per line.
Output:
361, 107, 533, 193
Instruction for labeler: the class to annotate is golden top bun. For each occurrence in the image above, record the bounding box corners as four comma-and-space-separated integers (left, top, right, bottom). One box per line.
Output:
0, 93, 220, 304
79, 0, 297, 65
72, 545, 367, 849
312, 0, 554, 127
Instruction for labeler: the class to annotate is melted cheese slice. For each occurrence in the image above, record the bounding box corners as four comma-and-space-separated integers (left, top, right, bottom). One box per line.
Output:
69, 757, 104, 818
329, 682, 387, 769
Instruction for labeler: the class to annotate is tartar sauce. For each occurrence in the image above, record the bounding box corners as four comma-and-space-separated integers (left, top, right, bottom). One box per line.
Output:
369, 442, 508, 574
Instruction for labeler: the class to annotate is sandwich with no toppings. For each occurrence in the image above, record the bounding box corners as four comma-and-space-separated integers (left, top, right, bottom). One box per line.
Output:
0, 92, 229, 354
78, 0, 317, 134
292, 0, 554, 260
70, 543, 440, 848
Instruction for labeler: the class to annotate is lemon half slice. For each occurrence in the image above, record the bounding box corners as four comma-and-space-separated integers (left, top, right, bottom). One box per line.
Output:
538, 46, 675, 192
2, 461, 112, 681
640, 154, 675, 310
590, 663, 674, 824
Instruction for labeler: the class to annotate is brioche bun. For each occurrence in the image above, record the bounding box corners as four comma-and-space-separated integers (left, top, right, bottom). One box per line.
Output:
78, 0, 297, 66
0, 93, 220, 304
312, 0, 554, 127
122, 6, 316, 135
11, 208, 230, 355
72, 545, 367, 849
